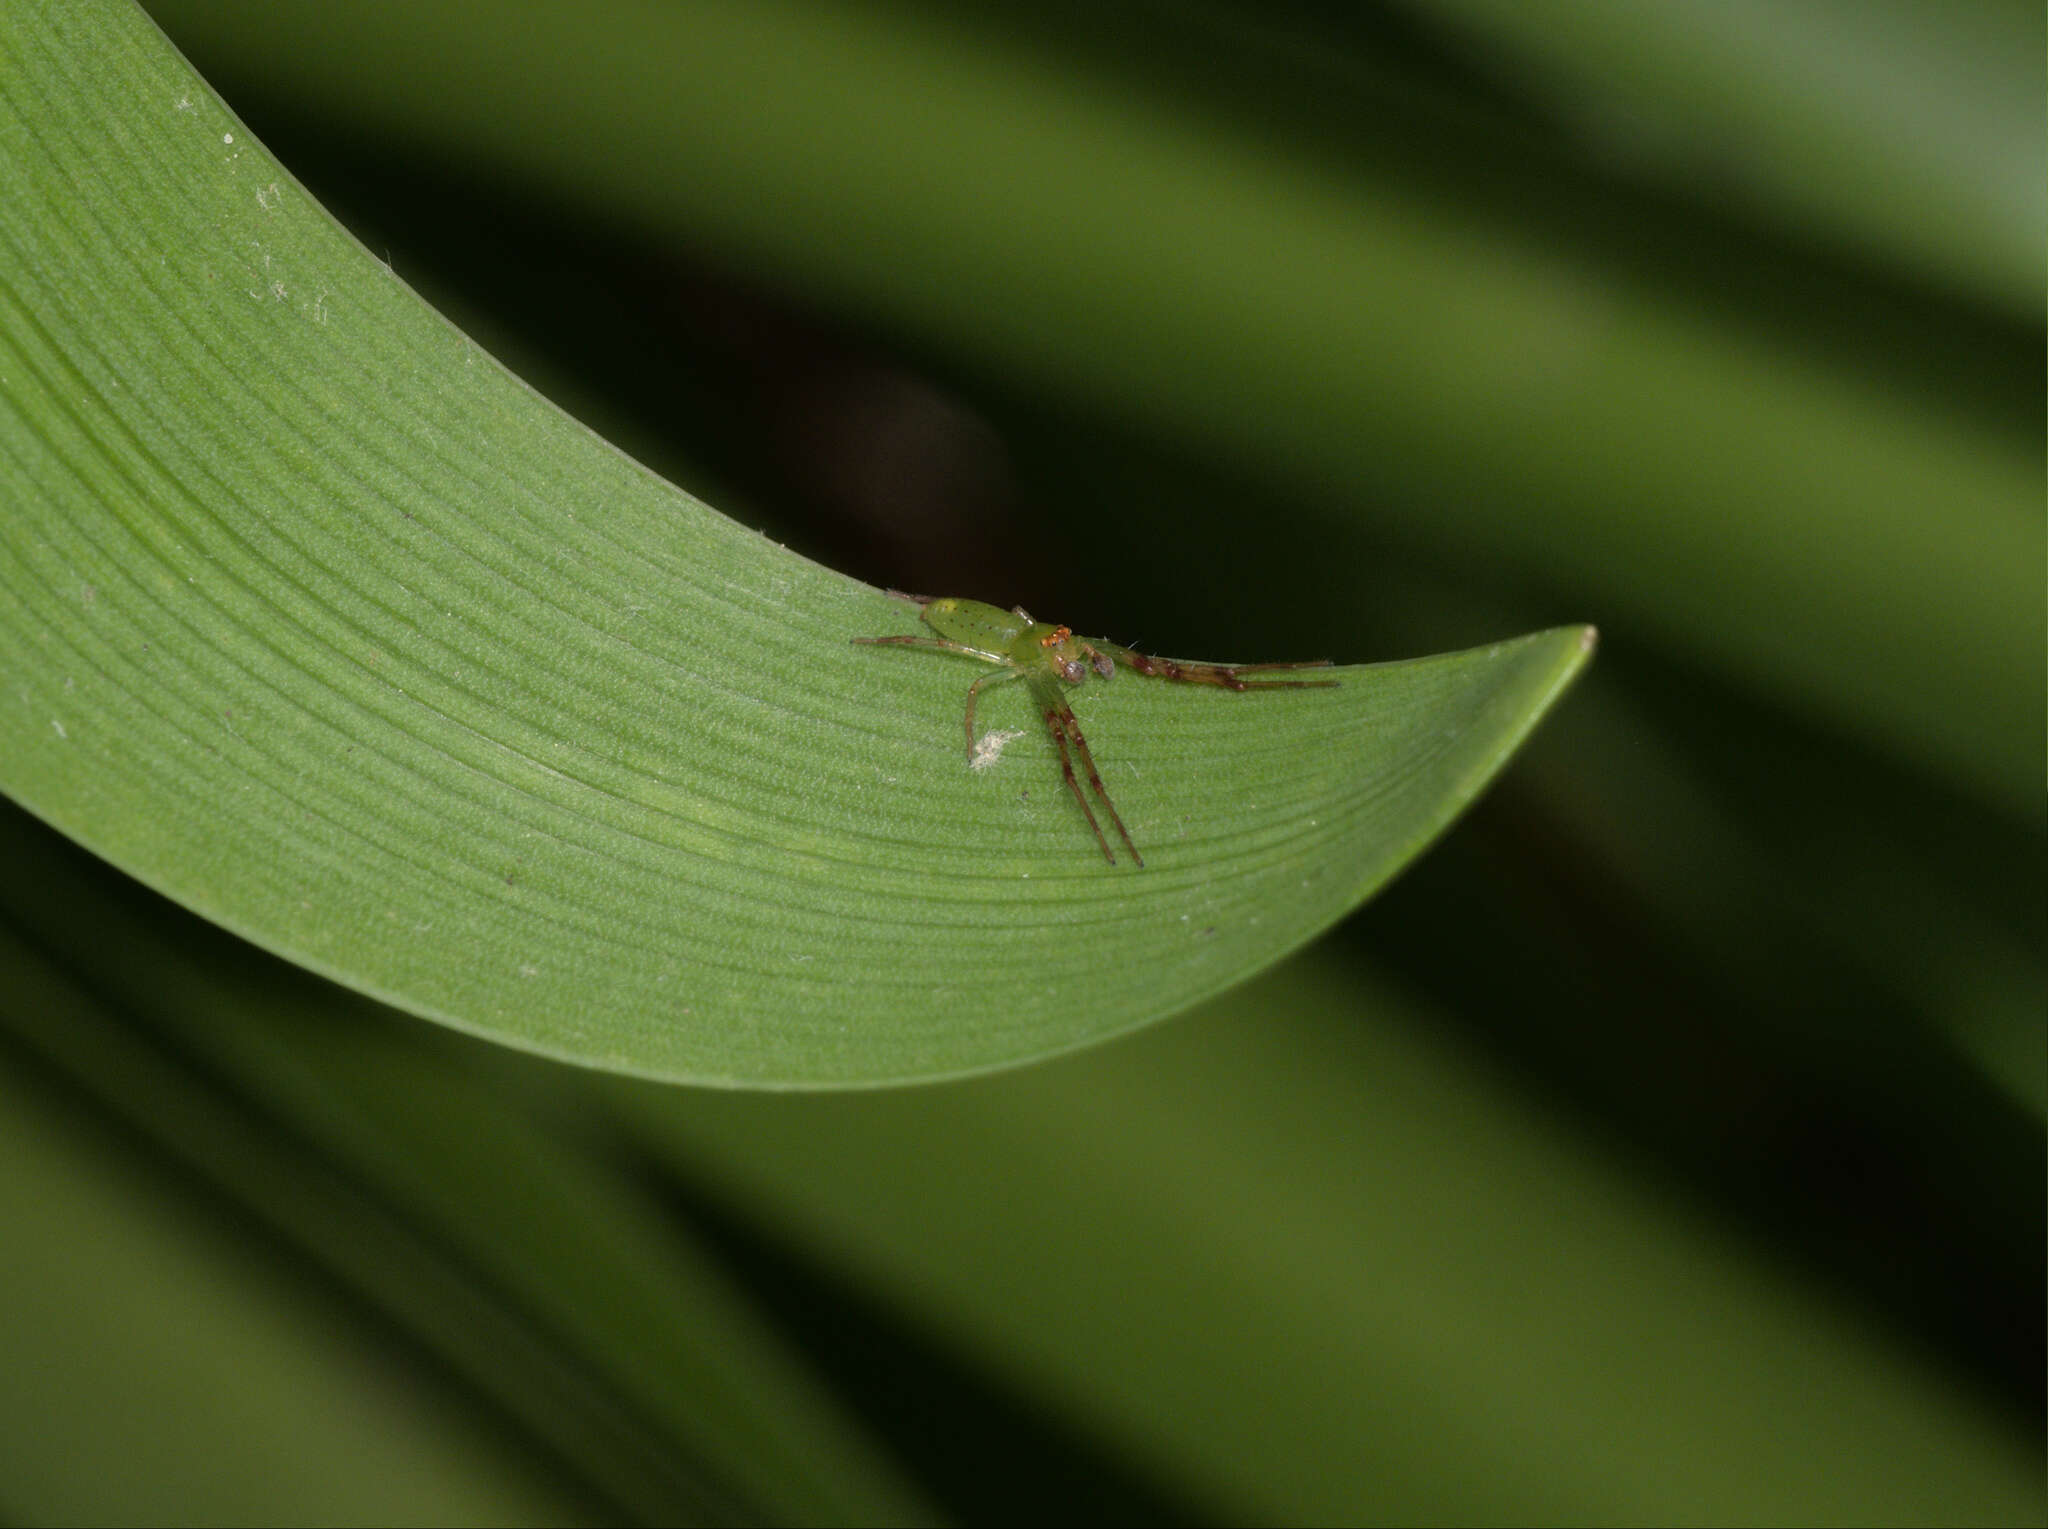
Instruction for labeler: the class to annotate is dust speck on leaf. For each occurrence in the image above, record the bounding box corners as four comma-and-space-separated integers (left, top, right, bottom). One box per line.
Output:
970, 727, 1024, 772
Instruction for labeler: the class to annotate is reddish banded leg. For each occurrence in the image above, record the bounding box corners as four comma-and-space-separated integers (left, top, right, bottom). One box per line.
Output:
1033, 679, 1142, 867
1112, 649, 1336, 690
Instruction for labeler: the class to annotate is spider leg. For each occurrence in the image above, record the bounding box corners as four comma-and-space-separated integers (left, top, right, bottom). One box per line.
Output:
1104, 643, 1337, 691
1058, 705, 1144, 867
850, 634, 983, 655
1030, 676, 1141, 867
962, 668, 1023, 762
1043, 704, 1117, 866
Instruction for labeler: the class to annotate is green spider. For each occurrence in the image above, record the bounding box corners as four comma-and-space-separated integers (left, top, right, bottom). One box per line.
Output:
854, 592, 1337, 866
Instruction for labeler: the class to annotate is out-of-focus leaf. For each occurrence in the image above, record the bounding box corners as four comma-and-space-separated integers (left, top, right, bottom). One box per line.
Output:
617, 953, 2044, 1525
0, 1045, 595, 1527
0, 802, 937, 1524
1412, 0, 2044, 316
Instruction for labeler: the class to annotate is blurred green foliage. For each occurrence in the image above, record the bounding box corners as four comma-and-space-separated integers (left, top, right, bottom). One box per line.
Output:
0, 0, 2039, 1521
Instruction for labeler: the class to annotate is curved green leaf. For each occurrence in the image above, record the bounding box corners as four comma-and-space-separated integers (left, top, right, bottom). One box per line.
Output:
0, 0, 1590, 1084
